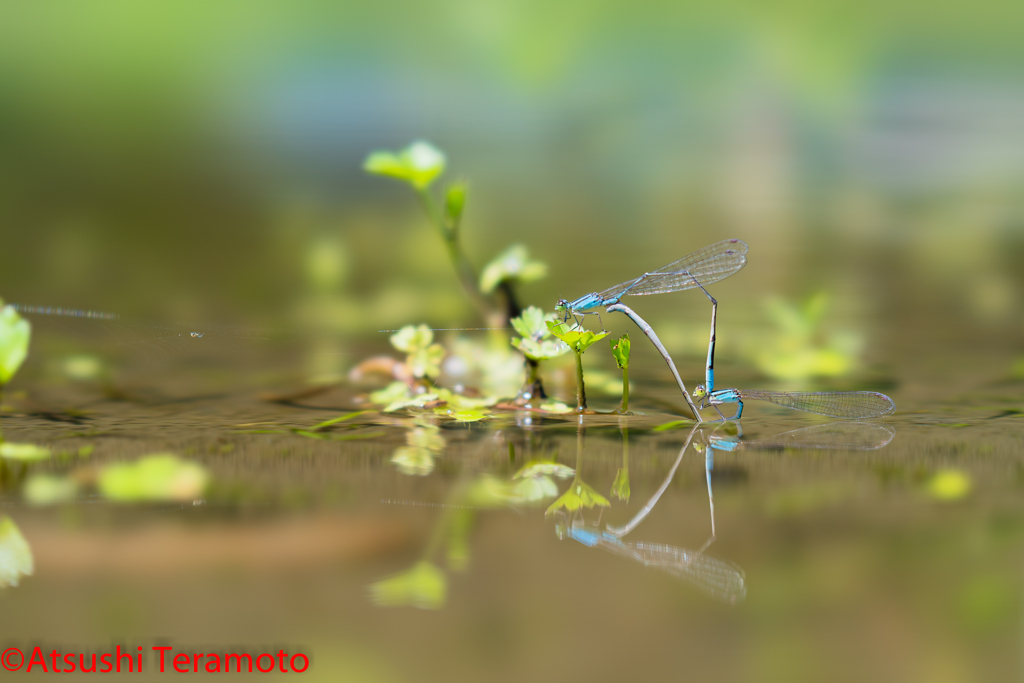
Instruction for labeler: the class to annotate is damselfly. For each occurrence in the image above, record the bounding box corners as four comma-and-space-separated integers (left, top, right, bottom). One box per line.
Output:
555, 238, 748, 327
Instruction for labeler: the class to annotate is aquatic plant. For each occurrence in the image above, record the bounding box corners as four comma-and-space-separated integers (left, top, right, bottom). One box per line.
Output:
0, 300, 31, 402
510, 306, 569, 402
0, 516, 32, 588
365, 141, 547, 327
546, 320, 609, 412
610, 333, 631, 413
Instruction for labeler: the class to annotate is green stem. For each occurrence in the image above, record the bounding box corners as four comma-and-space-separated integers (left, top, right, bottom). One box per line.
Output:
415, 187, 493, 322
573, 348, 587, 412
620, 366, 629, 413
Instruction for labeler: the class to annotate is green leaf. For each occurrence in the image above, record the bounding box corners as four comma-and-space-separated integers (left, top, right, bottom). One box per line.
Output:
409, 343, 445, 379
479, 244, 548, 294
369, 381, 410, 406
308, 410, 374, 432
0, 303, 31, 385
0, 516, 33, 588
545, 320, 609, 353
511, 475, 559, 503
0, 442, 51, 462
511, 336, 569, 362
370, 561, 447, 610
24, 474, 78, 506
539, 400, 573, 414
653, 419, 696, 432
510, 306, 550, 340
383, 392, 439, 413
363, 141, 446, 189
390, 324, 434, 353
435, 388, 498, 410
611, 333, 630, 370
445, 182, 467, 224
434, 407, 489, 423
98, 454, 209, 502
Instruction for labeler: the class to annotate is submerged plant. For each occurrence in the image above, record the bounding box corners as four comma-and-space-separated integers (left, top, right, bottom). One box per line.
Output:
610, 333, 631, 413
546, 320, 609, 412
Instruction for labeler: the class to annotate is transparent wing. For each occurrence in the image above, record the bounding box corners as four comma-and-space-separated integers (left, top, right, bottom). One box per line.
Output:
631, 542, 747, 604
596, 239, 748, 301
737, 390, 896, 419
589, 536, 746, 604
746, 422, 896, 450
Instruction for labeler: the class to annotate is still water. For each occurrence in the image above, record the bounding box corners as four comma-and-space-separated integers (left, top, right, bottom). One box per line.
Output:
0, 315, 1021, 683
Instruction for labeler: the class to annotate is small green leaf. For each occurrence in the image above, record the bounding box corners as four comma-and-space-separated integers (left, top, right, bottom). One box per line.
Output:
479, 245, 548, 294
539, 400, 573, 414
435, 388, 498, 410
445, 182, 467, 224
511, 336, 569, 362
611, 333, 630, 370
309, 410, 374, 432
545, 320, 609, 354
390, 324, 434, 353
363, 141, 446, 189
434, 408, 489, 423
409, 343, 445, 379
98, 454, 209, 502
510, 306, 550, 340
370, 561, 447, 610
384, 392, 439, 413
652, 419, 696, 432
0, 303, 31, 385
0, 442, 51, 462
0, 516, 33, 588
369, 381, 411, 406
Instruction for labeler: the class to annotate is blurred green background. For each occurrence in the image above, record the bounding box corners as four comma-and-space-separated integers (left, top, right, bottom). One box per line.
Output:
1, 0, 1021, 364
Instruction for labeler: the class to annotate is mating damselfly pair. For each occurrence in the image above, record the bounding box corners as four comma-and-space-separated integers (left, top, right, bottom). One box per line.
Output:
554, 238, 895, 423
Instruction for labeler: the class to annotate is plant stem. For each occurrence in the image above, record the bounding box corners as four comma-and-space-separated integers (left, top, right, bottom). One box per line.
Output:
415, 187, 494, 323
620, 366, 629, 413
573, 348, 587, 412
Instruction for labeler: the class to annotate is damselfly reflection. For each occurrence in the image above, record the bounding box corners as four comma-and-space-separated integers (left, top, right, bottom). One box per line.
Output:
556, 426, 746, 604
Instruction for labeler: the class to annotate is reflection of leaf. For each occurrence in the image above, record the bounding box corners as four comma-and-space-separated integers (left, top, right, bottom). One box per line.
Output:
928, 470, 972, 501
370, 561, 447, 610
364, 141, 446, 189
610, 468, 630, 502
515, 461, 575, 480
98, 454, 209, 502
0, 443, 51, 462
512, 475, 559, 503
545, 480, 611, 516
391, 447, 435, 476
446, 510, 473, 571
24, 475, 77, 506
407, 426, 445, 453
0, 516, 33, 588
464, 475, 518, 508
0, 302, 31, 385
479, 245, 548, 294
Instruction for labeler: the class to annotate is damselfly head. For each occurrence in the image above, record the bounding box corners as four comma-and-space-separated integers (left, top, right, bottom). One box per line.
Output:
693, 384, 707, 398
554, 299, 568, 311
